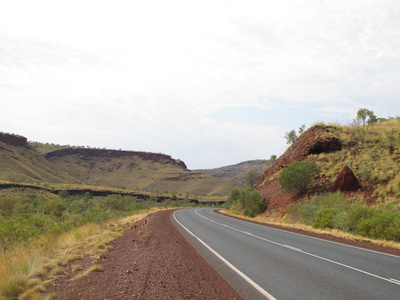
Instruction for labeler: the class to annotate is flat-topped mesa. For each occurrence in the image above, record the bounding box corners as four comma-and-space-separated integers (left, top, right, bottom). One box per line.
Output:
44, 148, 188, 170
255, 125, 342, 212
0, 132, 29, 148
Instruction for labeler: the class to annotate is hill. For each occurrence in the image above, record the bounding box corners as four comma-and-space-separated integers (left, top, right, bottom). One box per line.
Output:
0, 132, 245, 198
255, 119, 400, 212
195, 159, 269, 184
0, 133, 82, 184
43, 148, 245, 197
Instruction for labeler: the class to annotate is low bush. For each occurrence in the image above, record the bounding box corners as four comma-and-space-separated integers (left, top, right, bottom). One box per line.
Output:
279, 161, 319, 193
229, 188, 266, 217
286, 192, 400, 242
312, 208, 339, 229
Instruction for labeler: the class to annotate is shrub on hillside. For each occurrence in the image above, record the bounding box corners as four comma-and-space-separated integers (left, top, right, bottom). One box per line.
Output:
312, 208, 339, 229
0, 197, 17, 217
229, 188, 266, 217
279, 161, 319, 194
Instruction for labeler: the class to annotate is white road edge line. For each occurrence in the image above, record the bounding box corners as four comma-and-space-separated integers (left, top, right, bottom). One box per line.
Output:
213, 209, 400, 259
195, 209, 400, 287
389, 278, 400, 285
173, 210, 277, 300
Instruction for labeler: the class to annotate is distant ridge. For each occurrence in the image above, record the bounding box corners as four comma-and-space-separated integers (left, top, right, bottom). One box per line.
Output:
45, 147, 244, 196
195, 159, 268, 184
0, 132, 246, 197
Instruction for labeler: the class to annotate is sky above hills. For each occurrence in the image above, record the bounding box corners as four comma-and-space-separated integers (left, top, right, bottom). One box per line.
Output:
1, 0, 400, 169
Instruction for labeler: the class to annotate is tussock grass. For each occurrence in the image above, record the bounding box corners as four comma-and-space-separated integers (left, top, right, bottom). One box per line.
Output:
71, 264, 103, 281
315, 120, 400, 199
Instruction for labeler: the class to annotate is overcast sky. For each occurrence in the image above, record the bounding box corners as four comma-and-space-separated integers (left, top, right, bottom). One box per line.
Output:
1, 0, 400, 169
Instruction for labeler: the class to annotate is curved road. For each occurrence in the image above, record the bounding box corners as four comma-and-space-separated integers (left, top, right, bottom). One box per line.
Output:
171, 208, 400, 300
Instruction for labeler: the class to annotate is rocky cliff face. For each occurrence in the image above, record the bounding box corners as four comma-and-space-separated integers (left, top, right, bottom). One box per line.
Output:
255, 125, 342, 212
45, 148, 187, 170
0, 133, 29, 148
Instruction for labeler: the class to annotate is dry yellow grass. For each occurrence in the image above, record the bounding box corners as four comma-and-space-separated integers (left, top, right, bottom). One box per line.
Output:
220, 210, 400, 251
0, 209, 158, 300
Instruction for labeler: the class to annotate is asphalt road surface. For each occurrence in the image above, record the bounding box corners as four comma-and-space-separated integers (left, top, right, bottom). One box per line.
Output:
172, 208, 400, 300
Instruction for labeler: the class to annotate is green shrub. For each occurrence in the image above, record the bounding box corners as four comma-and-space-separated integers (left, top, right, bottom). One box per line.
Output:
357, 209, 400, 241
312, 208, 339, 229
346, 205, 375, 232
0, 197, 17, 217
81, 206, 115, 224
279, 161, 319, 193
313, 192, 346, 210
299, 204, 319, 225
332, 211, 350, 231
43, 199, 67, 218
229, 188, 266, 217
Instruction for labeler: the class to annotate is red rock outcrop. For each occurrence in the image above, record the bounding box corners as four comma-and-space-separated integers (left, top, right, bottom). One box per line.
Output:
333, 165, 360, 192
255, 125, 342, 212
0, 133, 29, 148
44, 148, 187, 170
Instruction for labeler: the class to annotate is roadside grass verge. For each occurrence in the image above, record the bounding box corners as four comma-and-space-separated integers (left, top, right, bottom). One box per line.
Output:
221, 205, 400, 251
0, 209, 155, 300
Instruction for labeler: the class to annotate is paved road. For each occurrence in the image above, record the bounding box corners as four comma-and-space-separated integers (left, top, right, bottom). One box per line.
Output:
171, 208, 400, 300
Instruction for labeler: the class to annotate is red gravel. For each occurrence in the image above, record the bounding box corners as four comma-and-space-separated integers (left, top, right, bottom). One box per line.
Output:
46, 209, 243, 299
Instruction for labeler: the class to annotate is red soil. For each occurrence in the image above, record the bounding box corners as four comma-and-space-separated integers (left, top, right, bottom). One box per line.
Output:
45, 209, 243, 299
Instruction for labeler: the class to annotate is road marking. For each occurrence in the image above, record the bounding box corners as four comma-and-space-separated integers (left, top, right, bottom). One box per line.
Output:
195, 209, 400, 287
283, 244, 302, 252
173, 210, 277, 300
389, 278, 400, 285
215, 209, 400, 259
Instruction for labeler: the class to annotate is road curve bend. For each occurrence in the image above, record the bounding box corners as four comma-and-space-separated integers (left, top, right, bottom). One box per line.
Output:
172, 208, 400, 300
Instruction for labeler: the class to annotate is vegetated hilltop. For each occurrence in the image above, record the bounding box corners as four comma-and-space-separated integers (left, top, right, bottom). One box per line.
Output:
195, 159, 268, 184
255, 119, 400, 212
43, 148, 245, 197
0, 133, 82, 184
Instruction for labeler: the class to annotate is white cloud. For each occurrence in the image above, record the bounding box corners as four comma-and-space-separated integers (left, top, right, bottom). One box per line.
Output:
1, 0, 400, 168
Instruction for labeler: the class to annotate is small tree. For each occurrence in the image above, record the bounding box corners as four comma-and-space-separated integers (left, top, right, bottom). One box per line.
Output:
298, 124, 306, 135
354, 108, 377, 143
229, 188, 266, 217
279, 161, 319, 194
265, 155, 277, 167
284, 130, 298, 144
244, 171, 260, 188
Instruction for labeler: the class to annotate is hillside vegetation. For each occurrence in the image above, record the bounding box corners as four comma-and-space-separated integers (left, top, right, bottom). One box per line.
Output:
0, 187, 198, 299
233, 116, 400, 243
0, 133, 81, 185
314, 119, 400, 201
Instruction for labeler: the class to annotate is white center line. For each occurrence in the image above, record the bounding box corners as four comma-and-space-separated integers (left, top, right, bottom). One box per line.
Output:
195, 209, 400, 287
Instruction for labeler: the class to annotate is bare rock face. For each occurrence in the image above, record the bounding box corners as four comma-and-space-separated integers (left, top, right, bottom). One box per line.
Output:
333, 165, 360, 192
255, 125, 342, 212
0, 133, 29, 148
45, 148, 187, 170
